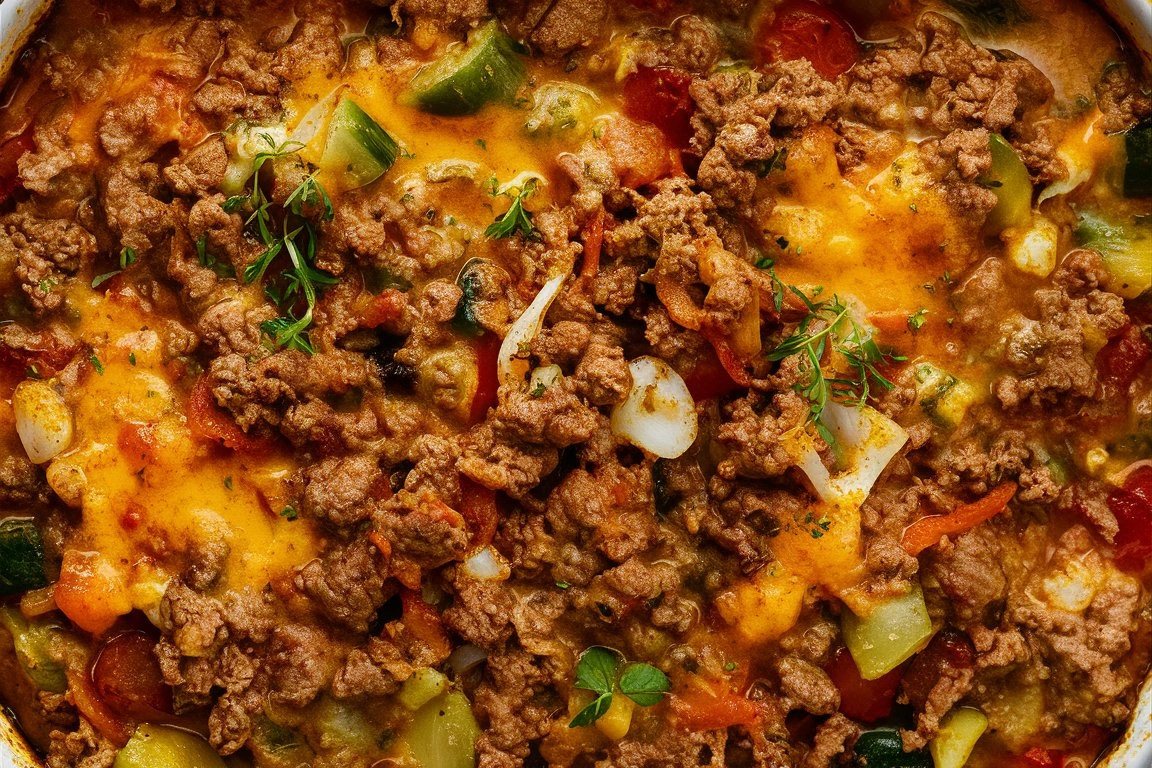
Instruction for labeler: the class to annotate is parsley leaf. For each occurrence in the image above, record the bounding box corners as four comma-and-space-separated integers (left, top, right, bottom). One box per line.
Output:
618, 662, 670, 706
569, 647, 670, 728
575, 646, 618, 695
486, 177, 538, 240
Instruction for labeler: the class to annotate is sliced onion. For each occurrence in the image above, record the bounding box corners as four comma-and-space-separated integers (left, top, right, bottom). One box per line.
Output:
528, 364, 563, 393
461, 545, 510, 581
610, 356, 698, 459
498, 272, 568, 385
12, 380, 73, 464
789, 401, 908, 505
448, 644, 488, 675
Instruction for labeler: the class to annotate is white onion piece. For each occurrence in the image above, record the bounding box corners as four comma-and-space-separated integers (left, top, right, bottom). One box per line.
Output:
448, 644, 489, 675
528, 364, 563, 393
461, 545, 510, 581
12, 380, 73, 464
790, 401, 908, 505
498, 272, 568, 385
610, 356, 698, 459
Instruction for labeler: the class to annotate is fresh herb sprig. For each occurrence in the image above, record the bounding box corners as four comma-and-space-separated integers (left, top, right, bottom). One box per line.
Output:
767, 292, 902, 446
91, 247, 137, 288
225, 135, 336, 354
486, 176, 539, 240
568, 647, 670, 728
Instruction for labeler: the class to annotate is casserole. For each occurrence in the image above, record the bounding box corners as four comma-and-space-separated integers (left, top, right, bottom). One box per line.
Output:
0, 1, 1147, 768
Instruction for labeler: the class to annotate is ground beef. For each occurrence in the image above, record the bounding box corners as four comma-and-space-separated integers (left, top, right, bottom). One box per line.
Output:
473, 650, 564, 768
301, 454, 385, 529
1, 213, 96, 316
295, 539, 393, 633
924, 527, 1008, 628
993, 251, 1127, 410
1010, 526, 1145, 731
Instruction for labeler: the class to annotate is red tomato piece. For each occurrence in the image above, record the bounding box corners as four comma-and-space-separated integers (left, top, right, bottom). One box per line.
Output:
116, 422, 158, 473
825, 646, 902, 723
622, 66, 696, 149
92, 629, 173, 720
754, 0, 859, 80
1097, 323, 1151, 393
358, 288, 407, 330
1108, 465, 1152, 572
469, 332, 501, 424
400, 588, 451, 660
186, 376, 274, 454
683, 348, 744, 401
0, 128, 34, 205
1014, 746, 1065, 768
458, 476, 499, 548
670, 687, 764, 730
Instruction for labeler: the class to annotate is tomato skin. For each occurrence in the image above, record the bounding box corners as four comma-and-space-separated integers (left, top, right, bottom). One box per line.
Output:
469, 332, 501, 424
92, 629, 173, 720
1097, 322, 1151, 393
459, 476, 499, 548
622, 66, 696, 149
186, 376, 275, 454
753, 0, 859, 80
0, 128, 34, 205
825, 646, 901, 723
1108, 465, 1152, 572
670, 688, 764, 730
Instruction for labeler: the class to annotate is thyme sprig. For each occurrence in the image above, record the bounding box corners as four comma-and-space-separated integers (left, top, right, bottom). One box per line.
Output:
767, 291, 903, 446
224, 135, 336, 354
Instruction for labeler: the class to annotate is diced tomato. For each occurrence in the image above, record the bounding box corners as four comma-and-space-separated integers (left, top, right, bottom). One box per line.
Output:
54, 550, 132, 635
700, 327, 754, 388
683, 348, 744, 401
900, 628, 974, 711
1107, 465, 1152, 572
825, 646, 902, 723
599, 115, 680, 188
357, 288, 408, 330
92, 629, 173, 720
670, 687, 765, 730
1015, 746, 1065, 768
459, 476, 499, 548
116, 422, 158, 473
0, 128, 34, 205
1097, 323, 1151, 394
186, 376, 274, 454
622, 66, 696, 149
753, 0, 859, 80
66, 667, 134, 748
400, 588, 451, 660
469, 332, 501, 424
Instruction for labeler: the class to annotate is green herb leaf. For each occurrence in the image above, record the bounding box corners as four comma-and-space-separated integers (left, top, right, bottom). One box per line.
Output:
766, 291, 903, 444
568, 693, 613, 728
575, 646, 618, 696
618, 663, 670, 706
486, 177, 538, 240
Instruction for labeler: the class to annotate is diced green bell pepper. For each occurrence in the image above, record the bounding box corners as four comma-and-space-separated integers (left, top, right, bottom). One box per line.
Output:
842, 583, 934, 680
980, 134, 1032, 232
0, 606, 68, 693
320, 97, 400, 189
406, 21, 525, 116
1123, 119, 1152, 198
